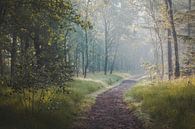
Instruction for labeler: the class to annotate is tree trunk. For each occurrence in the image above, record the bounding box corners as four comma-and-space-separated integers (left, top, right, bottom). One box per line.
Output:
0, 1, 6, 26
0, 49, 3, 76
83, 0, 90, 78
167, 29, 173, 80
64, 30, 69, 64
185, 0, 193, 75
166, 0, 180, 78
188, 0, 191, 36
11, 32, 17, 86
104, 45, 108, 75
82, 49, 85, 75
34, 31, 41, 68
104, 18, 108, 75
110, 42, 119, 74
110, 53, 116, 75
155, 28, 164, 79
92, 41, 95, 73
75, 45, 80, 77
24, 37, 30, 84
84, 29, 88, 78
97, 54, 101, 72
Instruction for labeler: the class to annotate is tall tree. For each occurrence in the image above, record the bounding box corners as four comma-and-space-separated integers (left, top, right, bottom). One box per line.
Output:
104, 15, 109, 75
165, 0, 180, 78
167, 29, 173, 79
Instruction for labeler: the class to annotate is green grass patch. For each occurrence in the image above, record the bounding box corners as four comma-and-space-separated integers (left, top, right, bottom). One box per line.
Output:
0, 72, 126, 129
0, 79, 104, 129
125, 77, 195, 129
86, 72, 125, 85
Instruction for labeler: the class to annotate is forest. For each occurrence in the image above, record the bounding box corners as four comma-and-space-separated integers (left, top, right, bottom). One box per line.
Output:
0, 0, 194, 129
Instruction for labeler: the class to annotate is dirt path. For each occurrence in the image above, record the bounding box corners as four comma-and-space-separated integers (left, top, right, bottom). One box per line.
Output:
74, 79, 143, 129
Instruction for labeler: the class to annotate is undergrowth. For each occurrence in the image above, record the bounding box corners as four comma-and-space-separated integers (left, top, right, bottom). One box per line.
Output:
125, 77, 195, 129
0, 73, 125, 129
0, 80, 103, 129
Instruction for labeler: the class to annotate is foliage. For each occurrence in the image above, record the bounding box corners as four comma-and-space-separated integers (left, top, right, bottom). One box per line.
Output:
141, 63, 158, 80
0, 0, 86, 89
173, 1, 195, 76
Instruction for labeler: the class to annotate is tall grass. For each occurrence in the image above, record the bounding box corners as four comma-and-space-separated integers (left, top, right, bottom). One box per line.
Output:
125, 77, 195, 129
0, 73, 126, 129
0, 80, 103, 129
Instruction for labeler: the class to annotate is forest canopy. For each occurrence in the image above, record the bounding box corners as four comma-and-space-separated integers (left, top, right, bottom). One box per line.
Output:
0, 0, 195, 89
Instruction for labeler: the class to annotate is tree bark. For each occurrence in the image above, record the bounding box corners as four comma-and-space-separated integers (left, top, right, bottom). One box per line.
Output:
166, 0, 180, 78
188, 0, 191, 37
64, 30, 69, 64
75, 44, 80, 77
167, 29, 173, 80
0, 1, 6, 26
0, 49, 3, 76
92, 41, 95, 73
83, 0, 90, 78
82, 49, 85, 75
104, 18, 108, 75
110, 42, 119, 74
11, 32, 17, 86
110, 49, 117, 75
84, 29, 88, 78
24, 37, 30, 84
97, 53, 101, 72
155, 28, 164, 79
34, 30, 41, 68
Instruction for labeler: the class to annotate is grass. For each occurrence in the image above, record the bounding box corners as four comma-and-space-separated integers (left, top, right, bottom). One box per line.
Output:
0, 80, 103, 129
85, 72, 127, 85
124, 77, 195, 129
0, 73, 126, 129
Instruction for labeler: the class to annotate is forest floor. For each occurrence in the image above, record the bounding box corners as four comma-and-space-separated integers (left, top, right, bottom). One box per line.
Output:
72, 77, 144, 129
0, 73, 128, 129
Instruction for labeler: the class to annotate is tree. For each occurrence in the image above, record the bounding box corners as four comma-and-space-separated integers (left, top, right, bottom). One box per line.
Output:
165, 0, 180, 78
167, 29, 173, 79
0, 0, 84, 88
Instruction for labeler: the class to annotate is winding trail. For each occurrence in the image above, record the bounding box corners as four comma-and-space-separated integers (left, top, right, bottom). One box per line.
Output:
74, 79, 144, 129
